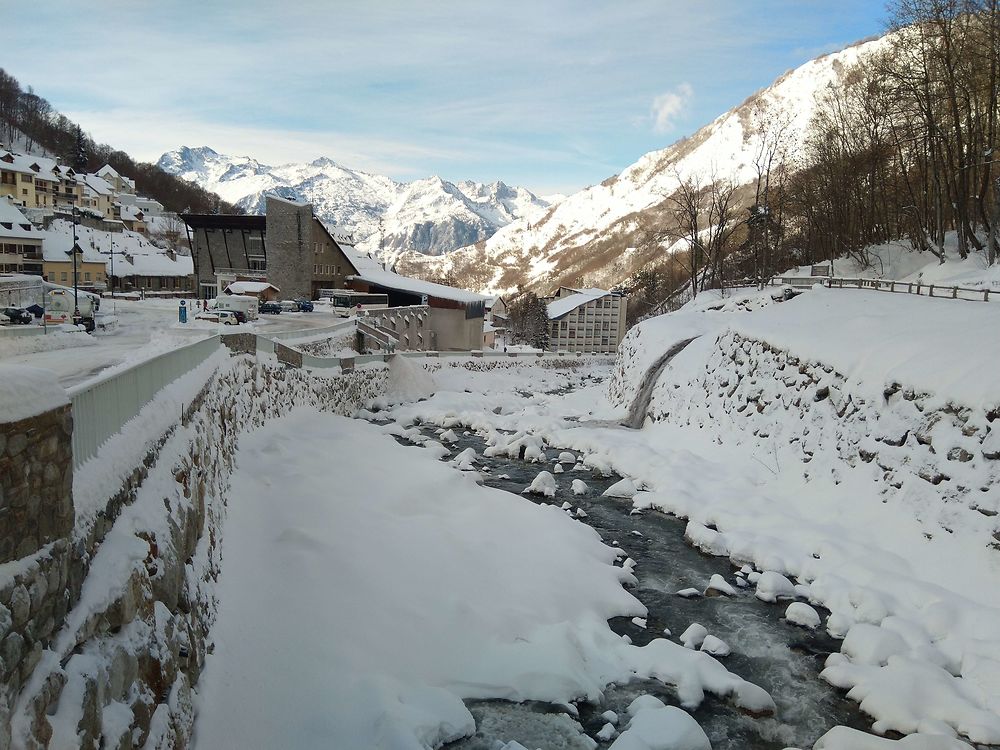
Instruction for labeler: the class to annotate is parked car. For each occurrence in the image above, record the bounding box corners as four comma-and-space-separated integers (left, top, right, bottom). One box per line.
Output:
279, 300, 300, 312
0, 312, 9, 325
259, 302, 282, 314
25, 304, 44, 319
1, 307, 32, 324
294, 299, 314, 312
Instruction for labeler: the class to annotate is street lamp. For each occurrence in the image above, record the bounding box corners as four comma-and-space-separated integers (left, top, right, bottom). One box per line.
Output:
108, 230, 116, 314
67, 205, 82, 326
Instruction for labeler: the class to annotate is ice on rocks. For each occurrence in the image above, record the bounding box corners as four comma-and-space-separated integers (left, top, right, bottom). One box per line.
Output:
631, 617, 647, 629
676, 588, 701, 599
554, 464, 565, 474
523, 471, 557, 498
571, 479, 589, 496
558, 451, 577, 464
785, 602, 822, 630
754, 571, 797, 602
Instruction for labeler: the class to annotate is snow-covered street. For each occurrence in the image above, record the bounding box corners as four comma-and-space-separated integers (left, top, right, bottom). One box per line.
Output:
0, 299, 349, 386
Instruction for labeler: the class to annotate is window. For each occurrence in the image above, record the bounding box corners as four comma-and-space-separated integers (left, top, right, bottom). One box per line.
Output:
61, 272, 67, 281
85, 272, 91, 281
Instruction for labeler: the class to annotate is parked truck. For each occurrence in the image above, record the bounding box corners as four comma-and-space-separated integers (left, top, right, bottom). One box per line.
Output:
44, 288, 98, 332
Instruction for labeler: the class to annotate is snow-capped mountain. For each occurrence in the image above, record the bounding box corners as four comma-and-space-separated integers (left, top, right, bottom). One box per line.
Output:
157, 147, 552, 257
393, 35, 889, 294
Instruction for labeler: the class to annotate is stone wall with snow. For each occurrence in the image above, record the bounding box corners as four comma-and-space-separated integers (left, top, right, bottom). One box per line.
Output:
4, 354, 390, 749
641, 329, 999, 543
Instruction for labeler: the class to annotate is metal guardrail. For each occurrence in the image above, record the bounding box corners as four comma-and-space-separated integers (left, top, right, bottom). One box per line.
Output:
775, 276, 996, 302
67, 335, 222, 469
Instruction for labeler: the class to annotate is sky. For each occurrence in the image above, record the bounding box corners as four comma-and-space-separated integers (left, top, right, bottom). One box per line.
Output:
5, 1, 884, 195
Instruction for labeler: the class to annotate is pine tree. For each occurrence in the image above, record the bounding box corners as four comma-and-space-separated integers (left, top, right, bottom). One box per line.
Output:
73, 125, 87, 172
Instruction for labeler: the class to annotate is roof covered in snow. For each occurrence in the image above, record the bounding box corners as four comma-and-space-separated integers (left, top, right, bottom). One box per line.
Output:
112, 250, 193, 278
225, 281, 279, 295
547, 287, 613, 319
0, 198, 42, 241
348, 264, 487, 304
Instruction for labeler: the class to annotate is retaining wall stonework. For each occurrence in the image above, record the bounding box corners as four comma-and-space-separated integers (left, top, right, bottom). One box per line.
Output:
3, 353, 389, 749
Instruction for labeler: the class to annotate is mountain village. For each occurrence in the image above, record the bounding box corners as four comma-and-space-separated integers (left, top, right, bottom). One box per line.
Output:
2, 3, 1000, 750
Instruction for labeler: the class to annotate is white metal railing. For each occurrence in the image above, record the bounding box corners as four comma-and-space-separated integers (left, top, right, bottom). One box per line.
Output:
67, 335, 222, 469
270, 318, 357, 343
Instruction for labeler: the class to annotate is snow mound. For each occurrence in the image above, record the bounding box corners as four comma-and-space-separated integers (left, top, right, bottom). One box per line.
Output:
814, 725, 973, 749
571, 479, 589, 496
680, 623, 708, 649
700, 635, 730, 657
705, 574, 736, 597
387, 353, 435, 403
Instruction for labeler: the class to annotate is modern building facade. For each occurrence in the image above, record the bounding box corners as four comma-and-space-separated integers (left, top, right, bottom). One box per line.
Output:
183, 196, 358, 300
546, 287, 627, 354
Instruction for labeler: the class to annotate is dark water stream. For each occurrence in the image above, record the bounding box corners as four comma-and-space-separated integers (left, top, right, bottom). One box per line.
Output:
387, 423, 872, 749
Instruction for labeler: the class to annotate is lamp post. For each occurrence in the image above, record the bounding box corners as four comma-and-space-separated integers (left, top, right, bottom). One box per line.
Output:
69, 205, 82, 326
109, 230, 116, 314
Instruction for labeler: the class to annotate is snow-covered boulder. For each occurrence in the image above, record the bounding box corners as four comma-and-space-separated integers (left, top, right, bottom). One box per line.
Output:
610, 705, 711, 750
785, 602, 821, 630
553, 463, 565, 474
597, 723, 618, 742
680, 623, 708, 649
440, 429, 459, 443
754, 571, 796, 602
523, 471, 557, 498
705, 574, 736, 597
814, 724, 974, 749
841, 623, 909, 666
626, 695, 665, 716
603, 477, 638, 499
574, 508, 588, 518
451, 447, 477, 471
571, 479, 589, 496
676, 588, 701, 599
700, 635, 730, 657
558, 451, 577, 464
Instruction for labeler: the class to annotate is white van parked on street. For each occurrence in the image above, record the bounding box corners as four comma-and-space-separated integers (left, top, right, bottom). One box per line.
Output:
216, 294, 259, 320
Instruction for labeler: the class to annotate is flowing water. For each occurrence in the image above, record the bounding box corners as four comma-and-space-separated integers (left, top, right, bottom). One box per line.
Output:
387, 423, 873, 749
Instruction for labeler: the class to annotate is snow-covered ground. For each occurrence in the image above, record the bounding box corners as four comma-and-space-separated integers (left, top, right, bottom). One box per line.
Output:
0, 299, 346, 387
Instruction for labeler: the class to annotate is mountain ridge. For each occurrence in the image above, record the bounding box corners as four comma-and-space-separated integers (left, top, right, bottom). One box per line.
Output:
157, 146, 552, 257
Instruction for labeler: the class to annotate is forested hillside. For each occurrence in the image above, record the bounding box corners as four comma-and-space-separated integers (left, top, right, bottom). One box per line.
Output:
0, 68, 234, 215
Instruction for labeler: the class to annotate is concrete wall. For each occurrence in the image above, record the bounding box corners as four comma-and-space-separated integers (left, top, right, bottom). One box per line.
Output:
428, 306, 483, 351
265, 199, 312, 300
365, 306, 431, 350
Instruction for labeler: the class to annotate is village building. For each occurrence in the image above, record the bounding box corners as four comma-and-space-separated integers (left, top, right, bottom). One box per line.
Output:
0, 197, 44, 275
108, 247, 193, 295
545, 286, 627, 354
222, 280, 280, 302
0, 151, 85, 213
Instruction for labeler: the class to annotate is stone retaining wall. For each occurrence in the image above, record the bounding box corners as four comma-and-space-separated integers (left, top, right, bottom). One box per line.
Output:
3, 353, 390, 749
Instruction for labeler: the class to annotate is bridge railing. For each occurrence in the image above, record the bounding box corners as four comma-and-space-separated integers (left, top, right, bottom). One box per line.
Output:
67, 335, 222, 469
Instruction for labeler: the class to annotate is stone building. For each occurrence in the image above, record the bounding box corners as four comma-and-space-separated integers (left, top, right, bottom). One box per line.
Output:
183, 195, 358, 300
546, 286, 627, 354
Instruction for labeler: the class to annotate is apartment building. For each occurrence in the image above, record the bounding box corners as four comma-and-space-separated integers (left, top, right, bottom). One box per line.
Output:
0, 197, 44, 274
546, 286, 627, 354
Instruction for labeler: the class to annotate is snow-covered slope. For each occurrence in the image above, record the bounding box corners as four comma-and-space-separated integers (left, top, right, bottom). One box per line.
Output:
395, 36, 888, 294
157, 147, 551, 258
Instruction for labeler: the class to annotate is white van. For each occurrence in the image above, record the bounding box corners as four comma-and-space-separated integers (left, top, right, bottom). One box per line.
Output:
216, 294, 259, 320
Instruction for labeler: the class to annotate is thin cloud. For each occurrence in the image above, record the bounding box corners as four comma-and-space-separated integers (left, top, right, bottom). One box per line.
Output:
650, 84, 694, 134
